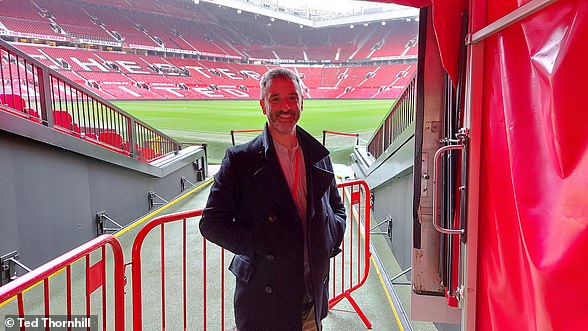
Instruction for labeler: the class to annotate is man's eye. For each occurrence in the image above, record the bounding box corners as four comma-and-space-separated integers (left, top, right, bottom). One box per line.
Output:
270, 98, 280, 104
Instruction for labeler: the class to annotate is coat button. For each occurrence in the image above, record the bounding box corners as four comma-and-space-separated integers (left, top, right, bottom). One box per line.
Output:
265, 286, 273, 294
267, 215, 276, 223
266, 254, 275, 261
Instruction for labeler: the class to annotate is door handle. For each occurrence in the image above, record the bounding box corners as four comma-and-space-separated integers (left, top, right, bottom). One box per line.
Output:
432, 144, 465, 235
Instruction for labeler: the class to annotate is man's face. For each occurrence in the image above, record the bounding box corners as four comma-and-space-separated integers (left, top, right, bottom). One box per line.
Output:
260, 77, 303, 136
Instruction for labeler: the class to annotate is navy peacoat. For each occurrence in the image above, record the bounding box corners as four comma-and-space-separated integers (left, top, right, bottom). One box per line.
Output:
200, 124, 346, 331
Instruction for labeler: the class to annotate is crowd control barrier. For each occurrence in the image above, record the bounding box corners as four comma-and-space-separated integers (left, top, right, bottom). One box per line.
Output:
131, 179, 372, 329
0, 235, 125, 330
1, 180, 371, 330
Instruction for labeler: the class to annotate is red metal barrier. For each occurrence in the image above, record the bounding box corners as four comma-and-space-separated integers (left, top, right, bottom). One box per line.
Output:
131, 209, 232, 331
0, 235, 125, 331
0, 181, 371, 330
230, 129, 263, 146
131, 179, 372, 329
322, 130, 360, 146
329, 179, 372, 328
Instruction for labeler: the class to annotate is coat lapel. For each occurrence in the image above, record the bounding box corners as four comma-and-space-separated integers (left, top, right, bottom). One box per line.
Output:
252, 124, 334, 217
253, 126, 298, 213
254, 162, 298, 213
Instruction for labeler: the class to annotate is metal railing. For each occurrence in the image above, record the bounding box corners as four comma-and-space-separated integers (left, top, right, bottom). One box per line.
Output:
322, 130, 360, 146
0, 235, 126, 330
0, 180, 372, 330
367, 74, 416, 159
0, 39, 180, 162
131, 179, 372, 329
230, 129, 262, 146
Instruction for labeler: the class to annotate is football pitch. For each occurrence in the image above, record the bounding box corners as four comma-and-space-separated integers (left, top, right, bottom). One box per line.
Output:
114, 99, 394, 164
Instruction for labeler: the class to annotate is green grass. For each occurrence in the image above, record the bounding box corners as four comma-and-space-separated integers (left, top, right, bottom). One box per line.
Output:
114, 99, 394, 164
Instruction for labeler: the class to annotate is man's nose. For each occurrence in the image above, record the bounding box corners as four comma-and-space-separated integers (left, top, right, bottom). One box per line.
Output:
279, 101, 292, 111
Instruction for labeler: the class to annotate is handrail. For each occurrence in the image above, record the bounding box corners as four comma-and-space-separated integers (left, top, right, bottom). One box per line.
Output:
367, 74, 416, 159
0, 39, 181, 161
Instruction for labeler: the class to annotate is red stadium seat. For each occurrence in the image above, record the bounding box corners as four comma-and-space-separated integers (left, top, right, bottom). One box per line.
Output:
98, 131, 126, 153
84, 133, 98, 140
0, 94, 27, 111
138, 147, 156, 161
27, 108, 42, 123
52, 110, 74, 131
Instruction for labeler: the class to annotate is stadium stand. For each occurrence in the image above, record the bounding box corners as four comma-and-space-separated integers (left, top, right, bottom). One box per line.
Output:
0, 17, 64, 40
10, 44, 58, 68
2, 0, 417, 100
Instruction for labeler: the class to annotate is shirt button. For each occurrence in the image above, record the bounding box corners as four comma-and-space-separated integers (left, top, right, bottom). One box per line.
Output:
265, 286, 273, 294
266, 254, 275, 261
267, 215, 276, 223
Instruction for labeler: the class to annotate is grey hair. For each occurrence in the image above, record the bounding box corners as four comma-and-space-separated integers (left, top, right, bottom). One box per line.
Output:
259, 67, 303, 100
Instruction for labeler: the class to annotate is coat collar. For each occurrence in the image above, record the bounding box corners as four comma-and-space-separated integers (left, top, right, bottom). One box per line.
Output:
260, 123, 330, 165
254, 124, 334, 215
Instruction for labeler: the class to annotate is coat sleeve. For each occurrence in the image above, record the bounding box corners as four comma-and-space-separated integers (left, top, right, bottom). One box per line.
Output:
199, 148, 257, 256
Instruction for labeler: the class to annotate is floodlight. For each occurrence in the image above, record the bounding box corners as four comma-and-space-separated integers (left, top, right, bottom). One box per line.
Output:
270, 17, 275, 22
350, 24, 354, 29
237, 9, 242, 14
381, 22, 386, 26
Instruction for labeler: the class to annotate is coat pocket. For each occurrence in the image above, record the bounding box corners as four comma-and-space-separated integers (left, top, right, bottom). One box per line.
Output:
324, 205, 345, 257
229, 254, 255, 283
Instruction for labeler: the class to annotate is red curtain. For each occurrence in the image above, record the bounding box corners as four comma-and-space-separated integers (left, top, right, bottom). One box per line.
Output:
477, 0, 588, 329
377, 0, 467, 85
377, 0, 588, 328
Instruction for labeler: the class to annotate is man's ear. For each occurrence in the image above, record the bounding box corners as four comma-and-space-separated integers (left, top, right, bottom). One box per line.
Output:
260, 99, 267, 114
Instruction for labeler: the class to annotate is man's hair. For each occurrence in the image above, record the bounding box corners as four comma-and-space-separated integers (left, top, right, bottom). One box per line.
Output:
259, 67, 303, 100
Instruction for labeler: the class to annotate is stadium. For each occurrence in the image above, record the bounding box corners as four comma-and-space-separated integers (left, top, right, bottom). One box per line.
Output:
1, 0, 418, 101
1, 0, 588, 331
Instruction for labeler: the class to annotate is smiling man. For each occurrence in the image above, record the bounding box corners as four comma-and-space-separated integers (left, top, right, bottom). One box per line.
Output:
200, 67, 347, 331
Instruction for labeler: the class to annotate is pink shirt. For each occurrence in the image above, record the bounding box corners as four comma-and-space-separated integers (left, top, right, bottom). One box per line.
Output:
274, 141, 307, 223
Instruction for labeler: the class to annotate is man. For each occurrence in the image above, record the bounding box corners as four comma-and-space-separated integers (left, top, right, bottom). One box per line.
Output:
199, 67, 346, 331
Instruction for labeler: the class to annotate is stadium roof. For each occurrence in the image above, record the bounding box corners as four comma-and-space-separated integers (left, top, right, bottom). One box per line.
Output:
198, 0, 419, 27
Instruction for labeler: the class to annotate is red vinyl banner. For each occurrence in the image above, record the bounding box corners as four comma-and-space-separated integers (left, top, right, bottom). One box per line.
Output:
377, 0, 467, 86
477, 0, 588, 329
